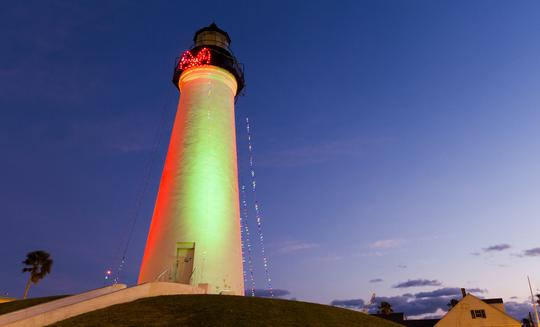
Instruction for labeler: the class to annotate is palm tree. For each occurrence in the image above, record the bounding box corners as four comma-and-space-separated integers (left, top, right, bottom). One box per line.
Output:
22, 250, 53, 299
377, 301, 393, 315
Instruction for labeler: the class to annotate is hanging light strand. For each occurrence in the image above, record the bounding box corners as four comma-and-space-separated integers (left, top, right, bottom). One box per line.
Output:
239, 184, 247, 287
245, 117, 273, 297
240, 184, 256, 296
108, 100, 173, 284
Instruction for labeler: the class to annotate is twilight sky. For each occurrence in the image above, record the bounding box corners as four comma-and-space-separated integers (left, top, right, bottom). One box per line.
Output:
1, 0, 540, 319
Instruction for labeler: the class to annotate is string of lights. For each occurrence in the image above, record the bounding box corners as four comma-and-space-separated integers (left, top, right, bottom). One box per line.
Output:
106, 100, 172, 284
245, 117, 274, 297
240, 215, 247, 285
240, 184, 256, 296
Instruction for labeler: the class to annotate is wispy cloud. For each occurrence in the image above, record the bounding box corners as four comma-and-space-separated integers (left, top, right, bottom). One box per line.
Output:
277, 240, 319, 254
309, 255, 343, 262
370, 278, 384, 283
415, 287, 485, 298
257, 137, 391, 168
331, 298, 365, 308
65, 113, 165, 154
368, 239, 406, 249
483, 244, 511, 252
359, 251, 384, 257
393, 279, 442, 288
505, 301, 535, 320
521, 247, 540, 257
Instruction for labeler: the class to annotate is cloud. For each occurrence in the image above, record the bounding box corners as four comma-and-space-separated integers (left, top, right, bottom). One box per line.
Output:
393, 279, 442, 288
331, 287, 487, 318
308, 255, 343, 262
333, 294, 447, 317
470, 252, 481, 256
257, 137, 391, 168
359, 251, 384, 257
374, 295, 448, 317
521, 247, 540, 257
251, 289, 290, 298
368, 239, 406, 249
465, 288, 487, 294
370, 278, 384, 283
331, 298, 365, 308
483, 244, 511, 252
277, 241, 319, 254
414, 288, 461, 299
505, 301, 534, 320
419, 311, 447, 320
415, 287, 486, 299
62, 109, 174, 155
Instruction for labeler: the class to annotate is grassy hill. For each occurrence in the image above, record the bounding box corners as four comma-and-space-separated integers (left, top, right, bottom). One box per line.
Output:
46, 295, 402, 327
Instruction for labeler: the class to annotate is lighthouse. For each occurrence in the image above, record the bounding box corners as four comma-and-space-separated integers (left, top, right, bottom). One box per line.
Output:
138, 23, 245, 295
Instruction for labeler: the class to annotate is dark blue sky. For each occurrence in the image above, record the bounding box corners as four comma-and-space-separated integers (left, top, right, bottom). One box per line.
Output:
1, 0, 540, 318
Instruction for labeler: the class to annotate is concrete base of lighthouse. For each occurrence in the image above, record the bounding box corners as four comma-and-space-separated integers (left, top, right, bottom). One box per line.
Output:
0, 282, 207, 327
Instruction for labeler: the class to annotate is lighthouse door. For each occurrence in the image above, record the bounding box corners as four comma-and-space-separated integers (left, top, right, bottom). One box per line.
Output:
174, 242, 195, 284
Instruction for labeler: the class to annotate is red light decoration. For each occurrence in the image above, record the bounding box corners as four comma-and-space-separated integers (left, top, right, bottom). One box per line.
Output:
178, 48, 212, 70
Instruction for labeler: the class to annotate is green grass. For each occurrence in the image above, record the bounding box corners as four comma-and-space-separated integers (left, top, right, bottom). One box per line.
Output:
49, 295, 402, 327
0, 295, 67, 315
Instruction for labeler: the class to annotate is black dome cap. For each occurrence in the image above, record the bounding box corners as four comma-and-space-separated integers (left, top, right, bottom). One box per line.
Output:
193, 22, 232, 44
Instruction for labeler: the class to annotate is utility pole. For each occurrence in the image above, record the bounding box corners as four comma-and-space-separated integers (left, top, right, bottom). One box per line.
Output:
528, 276, 540, 327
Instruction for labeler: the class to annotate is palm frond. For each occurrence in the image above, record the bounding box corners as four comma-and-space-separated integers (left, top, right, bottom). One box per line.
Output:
22, 250, 53, 284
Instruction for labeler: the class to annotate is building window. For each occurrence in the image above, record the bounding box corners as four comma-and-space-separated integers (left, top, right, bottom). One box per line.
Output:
470, 309, 486, 319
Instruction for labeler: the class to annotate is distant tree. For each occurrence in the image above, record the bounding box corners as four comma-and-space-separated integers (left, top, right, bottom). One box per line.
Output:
447, 298, 459, 310
22, 251, 53, 299
522, 317, 533, 327
377, 301, 393, 315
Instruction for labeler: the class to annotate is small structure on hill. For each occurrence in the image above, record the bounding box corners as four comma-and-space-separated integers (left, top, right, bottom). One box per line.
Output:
435, 293, 521, 327
370, 289, 522, 327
